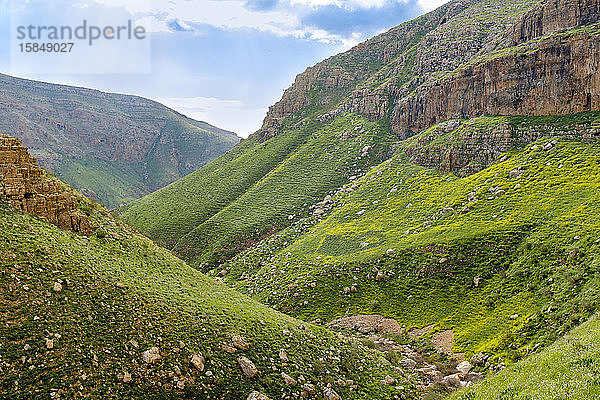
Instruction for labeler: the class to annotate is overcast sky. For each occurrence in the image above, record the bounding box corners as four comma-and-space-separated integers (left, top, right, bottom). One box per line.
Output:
0, 0, 449, 137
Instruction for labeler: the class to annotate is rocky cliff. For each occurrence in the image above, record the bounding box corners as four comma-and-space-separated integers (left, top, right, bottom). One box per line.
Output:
0, 134, 92, 234
257, 0, 600, 143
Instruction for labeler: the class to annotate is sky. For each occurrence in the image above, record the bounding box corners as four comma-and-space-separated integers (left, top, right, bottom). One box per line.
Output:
0, 0, 449, 137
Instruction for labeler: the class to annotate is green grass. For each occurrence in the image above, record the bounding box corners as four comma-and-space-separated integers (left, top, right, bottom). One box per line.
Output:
121, 114, 398, 268
450, 315, 600, 399
222, 114, 600, 366
0, 195, 417, 399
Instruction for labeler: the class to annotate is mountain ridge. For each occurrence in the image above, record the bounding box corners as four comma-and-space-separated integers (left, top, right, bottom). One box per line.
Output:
0, 73, 240, 208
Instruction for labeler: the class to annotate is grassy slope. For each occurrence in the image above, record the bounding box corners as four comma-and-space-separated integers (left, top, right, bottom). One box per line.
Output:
450, 314, 600, 399
224, 113, 600, 365
121, 115, 398, 268
0, 73, 239, 209
0, 199, 416, 399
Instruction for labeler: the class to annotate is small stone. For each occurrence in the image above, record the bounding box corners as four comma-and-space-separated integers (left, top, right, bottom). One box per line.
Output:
52, 282, 62, 292
45, 338, 54, 349
382, 375, 397, 385
238, 356, 258, 378
302, 383, 316, 396
205, 370, 213, 377
176, 379, 185, 389
359, 242, 370, 248
456, 361, 473, 375
279, 349, 288, 361
23, 344, 31, 351
142, 347, 161, 364
400, 358, 416, 370
247, 391, 272, 400
442, 373, 461, 387
323, 388, 341, 400
282, 372, 297, 386
191, 354, 205, 371
386, 248, 395, 255
510, 314, 519, 319
116, 282, 125, 288
232, 335, 250, 351
123, 371, 132, 383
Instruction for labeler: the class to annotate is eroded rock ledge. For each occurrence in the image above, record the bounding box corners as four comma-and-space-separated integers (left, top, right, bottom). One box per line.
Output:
0, 134, 92, 234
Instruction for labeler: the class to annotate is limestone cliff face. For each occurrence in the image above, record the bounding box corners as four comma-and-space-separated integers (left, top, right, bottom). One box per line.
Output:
0, 134, 92, 234
256, 0, 465, 141
256, 0, 600, 148
506, 0, 600, 45
403, 119, 600, 176
391, 30, 600, 134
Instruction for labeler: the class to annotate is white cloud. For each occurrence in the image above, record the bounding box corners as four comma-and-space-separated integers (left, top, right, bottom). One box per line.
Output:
417, 0, 450, 12
159, 96, 268, 137
89, 0, 397, 44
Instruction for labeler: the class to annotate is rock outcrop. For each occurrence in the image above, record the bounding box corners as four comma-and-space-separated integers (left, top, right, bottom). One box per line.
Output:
391, 23, 600, 134
0, 134, 92, 234
506, 0, 600, 45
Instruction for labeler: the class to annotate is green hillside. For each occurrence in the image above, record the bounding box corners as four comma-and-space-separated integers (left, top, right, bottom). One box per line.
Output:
121, 115, 398, 267
120, 0, 542, 267
450, 314, 600, 399
0, 195, 418, 399
223, 112, 600, 365
0, 73, 239, 208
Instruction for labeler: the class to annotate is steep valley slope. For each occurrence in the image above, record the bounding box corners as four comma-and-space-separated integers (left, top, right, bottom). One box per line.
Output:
0, 135, 417, 399
0, 73, 240, 208
119, 0, 600, 397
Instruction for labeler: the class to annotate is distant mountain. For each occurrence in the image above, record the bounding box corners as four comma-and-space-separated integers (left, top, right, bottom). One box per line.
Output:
0, 73, 240, 208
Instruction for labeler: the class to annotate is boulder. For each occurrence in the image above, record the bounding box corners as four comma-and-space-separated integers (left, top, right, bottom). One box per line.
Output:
238, 356, 259, 378
456, 360, 473, 375
232, 335, 250, 351
142, 347, 161, 364
191, 354, 205, 371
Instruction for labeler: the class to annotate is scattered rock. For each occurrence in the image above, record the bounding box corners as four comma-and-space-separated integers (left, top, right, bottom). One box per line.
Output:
232, 335, 250, 351
375, 271, 387, 281
456, 361, 473, 375
45, 338, 54, 349
442, 207, 454, 214
247, 391, 272, 400
238, 356, 258, 378
123, 371, 132, 383
470, 352, 487, 366
400, 358, 417, 370
301, 383, 316, 396
510, 314, 519, 319
142, 347, 161, 364
359, 242, 370, 248
509, 169, 522, 178
52, 282, 63, 292
442, 373, 461, 387
279, 349, 288, 361
323, 388, 341, 400
282, 372, 297, 386
191, 354, 205, 371
176, 380, 185, 390
382, 375, 397, 385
